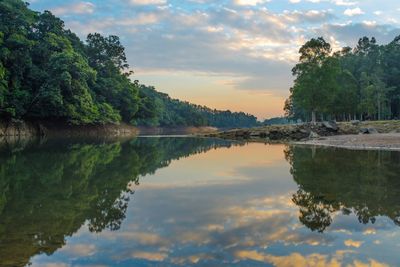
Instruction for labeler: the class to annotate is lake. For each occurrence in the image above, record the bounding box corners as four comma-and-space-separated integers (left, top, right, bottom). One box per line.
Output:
1, 137, 399, 266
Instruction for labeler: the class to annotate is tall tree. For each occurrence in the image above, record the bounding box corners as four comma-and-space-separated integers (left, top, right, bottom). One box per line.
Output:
291, 37, 339, 123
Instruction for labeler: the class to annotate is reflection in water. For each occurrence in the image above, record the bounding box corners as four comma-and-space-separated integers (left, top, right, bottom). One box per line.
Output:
1, 139, 400, 266
0, 137, 233, 267
286, 146, 400, 233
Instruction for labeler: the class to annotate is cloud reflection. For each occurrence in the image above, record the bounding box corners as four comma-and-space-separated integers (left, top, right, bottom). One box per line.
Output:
30, 143, 400, 266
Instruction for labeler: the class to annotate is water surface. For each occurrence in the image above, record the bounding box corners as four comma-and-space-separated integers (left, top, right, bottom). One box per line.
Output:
1, 137, 399, 266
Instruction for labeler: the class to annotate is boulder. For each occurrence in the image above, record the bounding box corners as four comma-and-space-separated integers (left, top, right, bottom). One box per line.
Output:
368, 128, 379, 134
322, 121, 338, 131
360, 128, 378, 134
299, 128, 309, 134
309, 131, 320, 139
351, 120, 361, 125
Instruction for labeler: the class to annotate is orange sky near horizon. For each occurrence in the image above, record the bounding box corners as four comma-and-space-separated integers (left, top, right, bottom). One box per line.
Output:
136, 70, 289, 120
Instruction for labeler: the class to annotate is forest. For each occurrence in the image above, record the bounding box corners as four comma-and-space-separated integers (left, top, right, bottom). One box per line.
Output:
0, 0, 258, 128
285, 36, 400, 123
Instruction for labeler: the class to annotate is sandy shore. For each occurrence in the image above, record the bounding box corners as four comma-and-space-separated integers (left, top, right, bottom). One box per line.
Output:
296, 133, 400, 151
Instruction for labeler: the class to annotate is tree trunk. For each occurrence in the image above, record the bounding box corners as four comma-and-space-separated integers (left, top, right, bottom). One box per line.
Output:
378, 99, 381, 121
311, 110, 316, 125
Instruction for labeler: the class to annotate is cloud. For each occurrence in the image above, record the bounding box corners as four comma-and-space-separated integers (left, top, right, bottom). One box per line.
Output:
332, 0, 357, 6
344, 239, 363, 248
314, 23, 400, 46
51, 2, 95, 16
344, 7, 364, 16
128, 0, 167, 5
291, 0, 358, 6
233, 0, 271, 6
29, 0, 400, 117
131, 251, 168, 261
282, 9, 336, 23
60, 244, 97, 257
234, 250, 389, 266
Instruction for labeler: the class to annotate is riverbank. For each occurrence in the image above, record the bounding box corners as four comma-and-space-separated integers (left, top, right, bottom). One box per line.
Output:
137, 126, 217, 136
0, 120, 139, 138
206, 121, 400, 141
296, 133, 400, 151
0, 120, 219, 141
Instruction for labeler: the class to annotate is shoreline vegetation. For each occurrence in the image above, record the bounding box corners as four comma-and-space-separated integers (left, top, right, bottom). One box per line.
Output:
206, 35, 400, 150
285, 36, 400, 123
3, 0, 400, 154
0, 1, 257, 132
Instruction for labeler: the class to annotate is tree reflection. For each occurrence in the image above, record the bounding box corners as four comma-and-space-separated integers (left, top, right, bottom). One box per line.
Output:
286, 145, 400, 232
0, 137, 232, 267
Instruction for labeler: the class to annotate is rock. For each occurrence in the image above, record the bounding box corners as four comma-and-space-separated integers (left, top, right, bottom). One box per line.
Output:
322, 121, 338, 131
360, 128, 378, 134
368, 128, 379, 134
299, 129, 309, 134
309, 131, 320, 139
259, 132, 268, 138
351, 120, 360, 125
250, 132, 260, 137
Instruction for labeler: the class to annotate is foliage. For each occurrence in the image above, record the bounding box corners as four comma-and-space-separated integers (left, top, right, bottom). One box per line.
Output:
134, 85, 259, 128
286, 36, 400, 122
263, 117, 295, 125
0, 0, 259, 127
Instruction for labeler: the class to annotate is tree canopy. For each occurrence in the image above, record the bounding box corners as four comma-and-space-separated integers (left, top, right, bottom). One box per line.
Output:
286, 36, 400, 122
0, 0, 259, 128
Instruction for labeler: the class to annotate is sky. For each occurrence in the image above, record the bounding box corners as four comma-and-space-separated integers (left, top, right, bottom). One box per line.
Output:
28, 0, 400, 120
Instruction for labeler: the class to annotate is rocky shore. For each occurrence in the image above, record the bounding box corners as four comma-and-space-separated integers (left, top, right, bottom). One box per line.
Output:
206, 120, 400, 142
0, 120, 139, 140
0, 120, 218, 141
296, 133, 400, 151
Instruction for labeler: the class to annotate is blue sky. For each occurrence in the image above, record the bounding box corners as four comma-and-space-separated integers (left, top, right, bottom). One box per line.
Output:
28, 0, 400, 119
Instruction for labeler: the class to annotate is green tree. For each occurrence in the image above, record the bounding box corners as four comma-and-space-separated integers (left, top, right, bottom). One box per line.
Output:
290, 37, 339, 123
86, 33, 139, 123
37, 50, 100, 124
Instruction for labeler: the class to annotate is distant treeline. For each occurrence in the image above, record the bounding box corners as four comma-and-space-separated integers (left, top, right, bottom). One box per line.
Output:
0, 0, 258, 128
135, 86, 258, 127
285, 36, 400, 122
262, 117, 296, 125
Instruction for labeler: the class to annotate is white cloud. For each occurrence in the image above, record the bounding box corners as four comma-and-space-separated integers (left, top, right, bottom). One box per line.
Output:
233, 0, 270, 6
51, 2, 95, 16
344, 7, 364, 16
129, 0, 167, 5
332, 0, 357, 6
291, 0, 358, 6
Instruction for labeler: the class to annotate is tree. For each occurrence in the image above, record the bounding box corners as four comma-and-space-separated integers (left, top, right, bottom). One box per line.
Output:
36, 50, 100, 124
86, 33, 139, 123
285, 35, 400, 122
0, 0, 259, 127
291, 37, 339, 123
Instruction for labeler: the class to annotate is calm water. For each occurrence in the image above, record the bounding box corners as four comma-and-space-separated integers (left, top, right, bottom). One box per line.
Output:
1, 137, 400, 266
